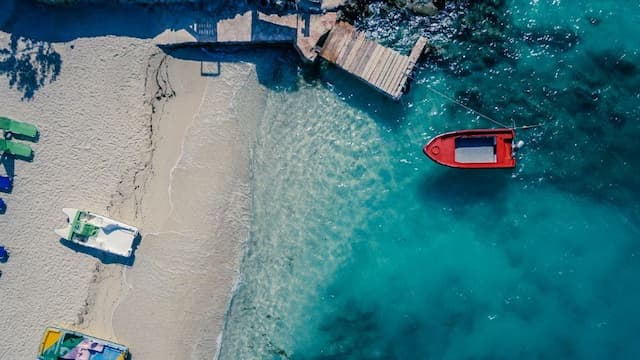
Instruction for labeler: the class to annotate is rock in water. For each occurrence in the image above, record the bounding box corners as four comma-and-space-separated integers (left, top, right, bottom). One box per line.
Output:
407, 1, 439, 16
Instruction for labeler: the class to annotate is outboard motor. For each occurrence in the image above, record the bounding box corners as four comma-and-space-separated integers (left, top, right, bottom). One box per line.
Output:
513, 140, 525, 151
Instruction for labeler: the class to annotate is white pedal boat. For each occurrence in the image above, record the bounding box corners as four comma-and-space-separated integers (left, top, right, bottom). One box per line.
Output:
55, 208, 139, 257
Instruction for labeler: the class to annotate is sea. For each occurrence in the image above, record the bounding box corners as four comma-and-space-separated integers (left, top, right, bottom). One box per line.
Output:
3, 0, 640, 359
218, 0, 640, 359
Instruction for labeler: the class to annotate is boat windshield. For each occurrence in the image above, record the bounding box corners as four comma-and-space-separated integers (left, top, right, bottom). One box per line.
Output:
454, 136, 497, 163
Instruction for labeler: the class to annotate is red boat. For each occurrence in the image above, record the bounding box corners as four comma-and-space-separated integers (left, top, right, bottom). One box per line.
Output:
423, 128, 516, 169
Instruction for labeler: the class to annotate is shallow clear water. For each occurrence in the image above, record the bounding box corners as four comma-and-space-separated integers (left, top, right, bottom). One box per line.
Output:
220, 0, 640, 359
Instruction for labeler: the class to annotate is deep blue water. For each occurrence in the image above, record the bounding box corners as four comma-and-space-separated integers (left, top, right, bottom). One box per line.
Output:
219, 0, 640, 358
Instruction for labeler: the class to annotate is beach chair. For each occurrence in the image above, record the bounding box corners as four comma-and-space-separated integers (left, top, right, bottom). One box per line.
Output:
0, 116, 38, 138
0, 139, 33, 158
0, 198, 5, 212
0, 175, 12, 192
0, 246, 8, 262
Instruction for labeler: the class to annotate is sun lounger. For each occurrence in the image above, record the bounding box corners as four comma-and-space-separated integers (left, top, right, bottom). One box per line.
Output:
0, 139, 33, 158
0, 198, 5, 211
0, 116, 38, 138
0, 176, 11, 192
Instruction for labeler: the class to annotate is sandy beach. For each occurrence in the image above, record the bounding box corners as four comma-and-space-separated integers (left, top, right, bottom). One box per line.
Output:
0, 3, 267, 357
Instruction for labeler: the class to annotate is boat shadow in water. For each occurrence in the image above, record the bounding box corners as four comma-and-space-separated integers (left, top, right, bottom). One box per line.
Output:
58, 233, 142, 267
418, 168, 513, 208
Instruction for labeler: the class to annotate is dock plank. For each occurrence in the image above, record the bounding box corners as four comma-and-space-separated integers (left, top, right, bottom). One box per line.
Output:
360, 45, 382, 81
345, 36, 367, 73
384, 54, 405, 92
367, 46, 390, 82
374, 51, 399, 90
319, 25, 346, 62
320, 23, 350, 62
318, 28, 339, 59
385, 56, 409, 95
343, 35, 367, 72
354, 40, 377, 76
331, 24, 355, 61
389, 57, 410, 94
379, 54, 400, 92
388, 55, 408, 93
335, 28, 358, 66
370, 48, 394, 89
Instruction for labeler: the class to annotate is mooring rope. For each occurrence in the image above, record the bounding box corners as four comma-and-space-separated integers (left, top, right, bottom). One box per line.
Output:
425, 86, 544, 130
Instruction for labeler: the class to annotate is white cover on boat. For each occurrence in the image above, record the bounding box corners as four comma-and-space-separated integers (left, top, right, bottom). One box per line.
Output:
455, 146, 497, 163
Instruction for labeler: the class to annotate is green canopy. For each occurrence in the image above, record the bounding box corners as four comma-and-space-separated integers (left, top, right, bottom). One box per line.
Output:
0, 139, 33, 158
0, 116, 38, 138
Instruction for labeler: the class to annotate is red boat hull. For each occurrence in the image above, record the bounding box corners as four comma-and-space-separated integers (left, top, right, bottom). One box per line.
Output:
423, 128, 516, 169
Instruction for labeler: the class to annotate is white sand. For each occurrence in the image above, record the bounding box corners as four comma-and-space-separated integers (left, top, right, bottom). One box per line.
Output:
0, 33, 154, 359
0, 24, 266, 360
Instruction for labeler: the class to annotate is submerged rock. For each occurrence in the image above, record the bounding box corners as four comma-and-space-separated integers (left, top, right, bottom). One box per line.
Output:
407, 1, 439, 16
391, 0, 446, 16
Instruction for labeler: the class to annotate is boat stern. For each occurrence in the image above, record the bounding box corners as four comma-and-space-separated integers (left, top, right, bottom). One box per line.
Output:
62, 208, 79, 220
54, 227, 70, 240
38, 327, 62, 359
54, 208, 79, 240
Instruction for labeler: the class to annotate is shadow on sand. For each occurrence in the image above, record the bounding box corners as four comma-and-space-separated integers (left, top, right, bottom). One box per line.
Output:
0, 33, 61, 100
166, 45, 410, 128
2, 0, 410, 125
1, 151, 35, 180
0, 0, 252, 99
8, 129, 40, 143
58, 233, 142, 266
2, 0, 228, 43
164, 45, 301, 92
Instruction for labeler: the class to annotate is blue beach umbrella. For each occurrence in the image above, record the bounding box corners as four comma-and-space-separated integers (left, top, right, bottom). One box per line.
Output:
0, 175, 12, 192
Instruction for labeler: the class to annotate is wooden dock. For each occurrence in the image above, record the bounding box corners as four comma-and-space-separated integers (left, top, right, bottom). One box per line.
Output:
153, 11, 427, 100
318, 22, 428, 100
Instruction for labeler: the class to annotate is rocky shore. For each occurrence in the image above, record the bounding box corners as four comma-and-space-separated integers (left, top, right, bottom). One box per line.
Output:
36, 0, 449, 17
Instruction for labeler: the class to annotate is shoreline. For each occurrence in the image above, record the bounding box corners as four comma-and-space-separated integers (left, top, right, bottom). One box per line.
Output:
95, 49, 268, 358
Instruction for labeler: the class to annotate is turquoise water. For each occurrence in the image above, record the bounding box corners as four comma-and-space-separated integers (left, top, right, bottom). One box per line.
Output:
218, 0, 640, 358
